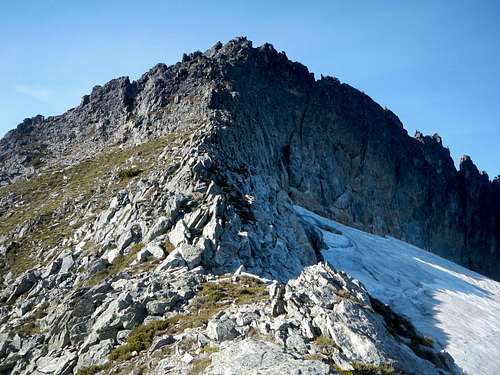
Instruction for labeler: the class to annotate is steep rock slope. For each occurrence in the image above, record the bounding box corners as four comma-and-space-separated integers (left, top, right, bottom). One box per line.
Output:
0, 37, 495, 375
202, 39, 500, 279
296, 206, 500, 375
0, 126, 460, 373
0, 37, 498, 279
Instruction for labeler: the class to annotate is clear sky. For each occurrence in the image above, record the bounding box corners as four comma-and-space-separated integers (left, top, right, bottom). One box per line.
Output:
1, 1, 498, 177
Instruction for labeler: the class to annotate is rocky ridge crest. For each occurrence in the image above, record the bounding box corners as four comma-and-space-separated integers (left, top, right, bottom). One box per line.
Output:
1, 37, 498, 279
0, 37, 495, 374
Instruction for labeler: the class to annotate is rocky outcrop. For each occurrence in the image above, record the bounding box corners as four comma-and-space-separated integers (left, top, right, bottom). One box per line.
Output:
1, 37, 497, 279
200, 39, 499, 279
0, 260, 460, 374
0, 36, 496, 374
0, 59, 214, 185
207, 338, 333, 375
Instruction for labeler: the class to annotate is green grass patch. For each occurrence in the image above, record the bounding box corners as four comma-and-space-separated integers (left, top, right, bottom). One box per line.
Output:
4, 241, 35, 277
189, 357, 212, 375
117, 168, 143, 180
338, 363, 395, 375
163, 239, 175, 254
109, 319, 171, 361
199, 276, 269, 306
75, 364, 111, 375
310, 335, 394, 374
132, 258, 161, 275
314, 335, 338, 351
170, 276, 268, 332
0, 132, 187, 277
308, 334, 339, 368
305, 353, 324, 362
188, 346, 219, 375
13, 301, 49, 337
201, 345, 219, 355
14, 320, 43, 336
108, 277, 267, 362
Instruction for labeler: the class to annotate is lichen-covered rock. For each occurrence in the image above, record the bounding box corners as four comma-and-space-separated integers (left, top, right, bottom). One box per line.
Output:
207, 313, 239, 342
206, 338, 333, 375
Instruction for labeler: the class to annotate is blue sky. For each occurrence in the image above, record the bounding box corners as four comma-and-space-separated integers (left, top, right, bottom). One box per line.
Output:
1, 1, 498, 176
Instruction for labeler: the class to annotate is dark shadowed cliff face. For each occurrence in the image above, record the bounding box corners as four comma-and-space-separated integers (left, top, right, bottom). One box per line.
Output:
0, 37, 498, 280
203, 39, 500, 279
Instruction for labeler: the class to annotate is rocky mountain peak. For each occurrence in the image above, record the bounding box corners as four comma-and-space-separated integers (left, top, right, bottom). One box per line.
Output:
459, 154, 481, 175
414, 130, 443, 146
1, 38, 498, 279
0, 37, 498, 375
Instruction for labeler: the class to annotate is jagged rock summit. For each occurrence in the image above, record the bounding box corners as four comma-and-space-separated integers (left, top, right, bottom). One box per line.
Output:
1, 37, 498, 280
0, 37, 497, 374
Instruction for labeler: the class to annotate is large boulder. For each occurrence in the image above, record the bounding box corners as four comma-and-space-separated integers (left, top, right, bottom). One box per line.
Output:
137, 242, 165, 262
35, 351, 77, 375
89, 292, 145, 341
8, 269, 40, 301
76, 339, 114, 370
207, 338, 333, 375
207, 313, 239, 343
144, 216, 170, 243
178, 243, 203, 269
155, 248, 186, 271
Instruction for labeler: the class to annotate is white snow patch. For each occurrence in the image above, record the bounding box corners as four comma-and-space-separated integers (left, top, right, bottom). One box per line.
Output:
295, 206, 500, 375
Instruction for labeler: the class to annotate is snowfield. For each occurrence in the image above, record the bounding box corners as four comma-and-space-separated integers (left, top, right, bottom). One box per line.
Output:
295, 206, 500, 375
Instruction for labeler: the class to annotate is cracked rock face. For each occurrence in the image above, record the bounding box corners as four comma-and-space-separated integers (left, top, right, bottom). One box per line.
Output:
207, 338, 332, 375
1, 37, 498, 280
0, 36, 493, 374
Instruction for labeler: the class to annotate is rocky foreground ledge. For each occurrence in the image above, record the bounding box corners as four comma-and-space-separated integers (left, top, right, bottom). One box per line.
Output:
0, 130, 460, 374
0, 259, 459, 375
